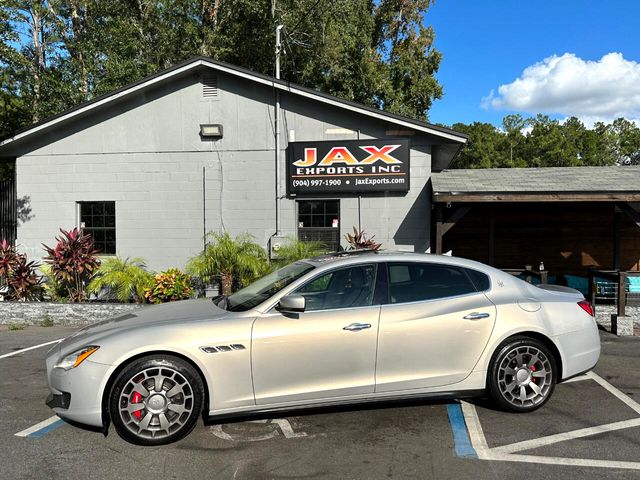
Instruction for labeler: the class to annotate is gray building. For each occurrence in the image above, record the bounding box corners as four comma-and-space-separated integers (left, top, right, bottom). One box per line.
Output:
0, 57, 467, 271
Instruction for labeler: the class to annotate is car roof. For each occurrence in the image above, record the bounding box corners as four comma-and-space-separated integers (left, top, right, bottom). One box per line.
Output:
304, 250, 501, 275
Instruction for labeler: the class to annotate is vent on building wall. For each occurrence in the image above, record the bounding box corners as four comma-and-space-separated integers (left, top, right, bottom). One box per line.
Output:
202, 74, 218, 98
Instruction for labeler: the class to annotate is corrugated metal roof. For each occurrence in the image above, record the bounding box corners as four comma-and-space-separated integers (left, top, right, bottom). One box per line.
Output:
431, 166, 640, 194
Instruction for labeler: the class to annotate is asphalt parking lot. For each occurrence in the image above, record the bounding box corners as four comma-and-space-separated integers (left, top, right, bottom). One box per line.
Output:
2, 326, 640, 480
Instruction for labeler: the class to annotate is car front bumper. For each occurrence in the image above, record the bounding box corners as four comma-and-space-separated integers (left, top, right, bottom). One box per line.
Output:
46, 347, 112, 428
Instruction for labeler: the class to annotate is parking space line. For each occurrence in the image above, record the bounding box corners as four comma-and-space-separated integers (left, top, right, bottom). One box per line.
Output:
455, 374, 640, 470
15, 416, 65, 438
460, 401, 489, 455
587, 371, 640, 415
484, 452, 640, 471
492, 417, 640, 454
562, 374, 590, 384
0, 339, 62, 360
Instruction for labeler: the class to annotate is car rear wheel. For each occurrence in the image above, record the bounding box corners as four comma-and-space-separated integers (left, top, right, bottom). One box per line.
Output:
109, 355, 204, 445
488, 336, 556, 412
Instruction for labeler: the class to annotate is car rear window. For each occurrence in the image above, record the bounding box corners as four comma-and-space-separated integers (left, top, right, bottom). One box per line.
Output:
387, 262, 477, 304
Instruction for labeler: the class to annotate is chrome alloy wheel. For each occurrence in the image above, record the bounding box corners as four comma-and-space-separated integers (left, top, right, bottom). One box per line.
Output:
118, 366, 194, 440
496, 345, 553, 408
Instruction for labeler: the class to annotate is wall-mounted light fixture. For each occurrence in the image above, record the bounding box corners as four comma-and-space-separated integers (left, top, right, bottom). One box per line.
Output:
200, 124, 223, 138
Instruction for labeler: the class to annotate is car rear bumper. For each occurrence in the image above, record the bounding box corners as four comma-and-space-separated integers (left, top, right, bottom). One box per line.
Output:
554, 320, 601, 380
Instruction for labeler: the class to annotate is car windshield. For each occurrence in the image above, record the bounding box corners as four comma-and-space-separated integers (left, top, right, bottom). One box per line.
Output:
218, 262, 315, 312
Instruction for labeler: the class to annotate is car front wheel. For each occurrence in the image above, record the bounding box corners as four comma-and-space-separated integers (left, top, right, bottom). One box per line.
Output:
488, 336, 556, 412
109, 355, 204, 445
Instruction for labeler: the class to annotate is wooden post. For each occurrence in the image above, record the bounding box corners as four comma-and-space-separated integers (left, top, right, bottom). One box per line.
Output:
488, 209, 495, 266
588, 268, 596, 314
613, 207, 621, 270
435, 204, 444, 255
618, 271, 627, 317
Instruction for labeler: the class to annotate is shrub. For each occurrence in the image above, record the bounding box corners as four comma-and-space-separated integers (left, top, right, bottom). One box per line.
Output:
42, 228, 101, 302
88, 257, 154, 303
41, 314, 54, 327
144, 268, 193, 304
7, 254, 43, 300
344, 227, 382, 251
0, 239, 43, 301
272, 237, 328, 266
0, 239, 18, 284
39, 264, 68, 302
8, 323, 26, 331
187, 232, 270, 295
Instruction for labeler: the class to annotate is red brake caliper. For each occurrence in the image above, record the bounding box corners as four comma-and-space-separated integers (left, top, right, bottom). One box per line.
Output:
530, 364, 537, 383
131, 391, 143, 420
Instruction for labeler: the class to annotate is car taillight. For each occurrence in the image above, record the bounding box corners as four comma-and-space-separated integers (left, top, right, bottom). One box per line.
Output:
578, 300, 594, 317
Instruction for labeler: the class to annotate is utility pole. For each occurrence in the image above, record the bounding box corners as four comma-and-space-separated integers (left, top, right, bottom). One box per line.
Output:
275, 24, 283, 235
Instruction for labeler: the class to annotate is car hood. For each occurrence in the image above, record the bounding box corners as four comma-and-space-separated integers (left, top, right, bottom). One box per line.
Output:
55, 299, 228, 358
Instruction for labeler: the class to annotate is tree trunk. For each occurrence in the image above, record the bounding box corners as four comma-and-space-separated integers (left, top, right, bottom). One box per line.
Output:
220, 272, 233, 295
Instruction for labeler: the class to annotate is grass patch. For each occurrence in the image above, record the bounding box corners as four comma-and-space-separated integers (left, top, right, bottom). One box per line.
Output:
40, 314, 54, 327
8, 323, 26, 331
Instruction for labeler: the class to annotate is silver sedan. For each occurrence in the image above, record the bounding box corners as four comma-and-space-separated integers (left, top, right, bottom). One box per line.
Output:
45, 252, 600, 445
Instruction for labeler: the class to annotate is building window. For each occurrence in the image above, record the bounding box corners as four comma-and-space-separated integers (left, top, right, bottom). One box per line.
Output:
297, 200, 340, 252
78, 201, 116, 254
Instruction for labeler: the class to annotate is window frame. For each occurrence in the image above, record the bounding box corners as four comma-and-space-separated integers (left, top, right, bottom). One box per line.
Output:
289, 263, 379, 313
383, 261, 482, 306
77, 201, 116, 255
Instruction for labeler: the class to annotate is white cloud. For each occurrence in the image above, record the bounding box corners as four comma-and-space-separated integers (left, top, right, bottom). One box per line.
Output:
482, 52, 640, 123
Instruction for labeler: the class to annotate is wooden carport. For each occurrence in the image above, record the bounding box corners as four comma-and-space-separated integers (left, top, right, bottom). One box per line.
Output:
430, 166, 640, 275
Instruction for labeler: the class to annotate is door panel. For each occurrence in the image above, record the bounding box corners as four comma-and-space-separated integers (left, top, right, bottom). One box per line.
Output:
252, 305, 380, 405
376, 292, 496, 392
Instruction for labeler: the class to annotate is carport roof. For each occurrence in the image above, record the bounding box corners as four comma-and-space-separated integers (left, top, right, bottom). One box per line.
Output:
432, 166, 640, 202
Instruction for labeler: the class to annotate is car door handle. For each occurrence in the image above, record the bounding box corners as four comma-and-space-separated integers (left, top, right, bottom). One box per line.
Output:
343, 323, 372, 331
463, 312, 490, 320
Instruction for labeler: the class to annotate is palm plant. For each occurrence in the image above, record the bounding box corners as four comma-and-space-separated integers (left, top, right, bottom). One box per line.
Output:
187, 232, 270, 295
39, 264, 67, 302
273, 237, 328, 266
87, 257, 154, 303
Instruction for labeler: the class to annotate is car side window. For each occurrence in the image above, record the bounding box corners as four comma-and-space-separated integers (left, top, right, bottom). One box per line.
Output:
294, 265, 377, 311
463, 268, 491, 292
388, 262, 476, 304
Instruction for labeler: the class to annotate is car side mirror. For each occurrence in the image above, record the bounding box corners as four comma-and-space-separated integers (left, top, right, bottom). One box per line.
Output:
277, 295, 306, 313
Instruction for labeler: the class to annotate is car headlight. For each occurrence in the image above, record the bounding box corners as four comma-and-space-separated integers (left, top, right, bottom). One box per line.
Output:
55, 346, 100, 370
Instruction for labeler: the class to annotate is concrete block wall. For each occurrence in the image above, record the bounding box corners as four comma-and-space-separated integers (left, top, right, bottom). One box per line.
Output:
0, 302, 143, 326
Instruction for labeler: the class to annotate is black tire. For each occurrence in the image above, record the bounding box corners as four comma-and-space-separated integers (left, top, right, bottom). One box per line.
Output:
109, 355, 204, 446
488, 336, 557, 413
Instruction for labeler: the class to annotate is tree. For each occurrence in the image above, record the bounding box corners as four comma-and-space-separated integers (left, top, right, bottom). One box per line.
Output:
450, 122, 509, 168
272, 236, 327, 267
611, 118, 640, 165
187, 232, 270, 295
87, 256, 153, 303
502, 114, 528, 166
1, 0, 446, 140
451, 114, 622, 169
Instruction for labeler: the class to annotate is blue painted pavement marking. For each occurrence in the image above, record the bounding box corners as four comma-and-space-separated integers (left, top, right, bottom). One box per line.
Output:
15, 416, 66, 438
447, 403, 478, 459
28, 418, 65, 438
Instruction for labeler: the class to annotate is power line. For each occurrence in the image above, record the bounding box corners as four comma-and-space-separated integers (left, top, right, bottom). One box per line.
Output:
285, 0, 324, 40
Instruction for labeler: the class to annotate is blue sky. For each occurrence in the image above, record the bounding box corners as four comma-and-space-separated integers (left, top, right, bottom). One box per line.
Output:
426, 1, 640, 127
